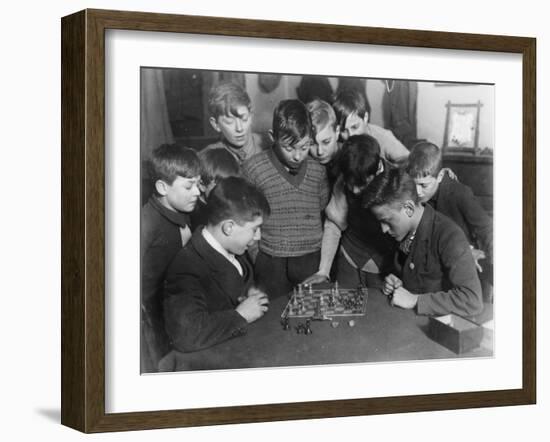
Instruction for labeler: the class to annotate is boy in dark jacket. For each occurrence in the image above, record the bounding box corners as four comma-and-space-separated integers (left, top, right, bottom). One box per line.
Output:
363, 168, 483, 317
164, 177, 270, 352
141, 143, 202, 371
407, 141, 493, 300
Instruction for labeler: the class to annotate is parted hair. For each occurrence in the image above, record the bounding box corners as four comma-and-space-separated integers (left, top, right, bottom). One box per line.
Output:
336, 134, 380, 191
306, 99, 338, 138
206, 176, 271, 226
272, 99, 312, 146
147, 143, 201, 186
362, 167, 419, 209
332, 88, 371, 130
208, 82, 252, 119
406, 141, 443, 178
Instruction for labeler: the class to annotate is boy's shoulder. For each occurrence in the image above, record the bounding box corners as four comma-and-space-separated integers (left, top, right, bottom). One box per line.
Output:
242, 149, 271, 172
421, 204, 465, 241
438, 173, 474, 199
142, 197, 189, 242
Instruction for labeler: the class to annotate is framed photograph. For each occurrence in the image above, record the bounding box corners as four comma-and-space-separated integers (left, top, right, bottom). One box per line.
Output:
61, 9, 536, 433
442, 101, 483, 153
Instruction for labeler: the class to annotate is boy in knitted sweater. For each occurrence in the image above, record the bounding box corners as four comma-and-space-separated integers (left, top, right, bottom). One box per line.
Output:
242, 99, 330, 298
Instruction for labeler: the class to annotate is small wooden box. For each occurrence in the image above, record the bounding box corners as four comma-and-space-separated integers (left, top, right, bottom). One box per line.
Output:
428, 314, 484, 354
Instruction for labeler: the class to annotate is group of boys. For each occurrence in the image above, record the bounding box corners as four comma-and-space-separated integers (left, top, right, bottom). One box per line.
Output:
141, 80, 493, 371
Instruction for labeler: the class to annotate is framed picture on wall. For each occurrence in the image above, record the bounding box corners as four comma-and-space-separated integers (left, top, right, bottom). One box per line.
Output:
61, 9, 536, 433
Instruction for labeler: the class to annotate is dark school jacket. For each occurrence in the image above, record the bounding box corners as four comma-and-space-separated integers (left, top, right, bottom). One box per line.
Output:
141, 196, 191, 362
164, 229, 252, 353
429, 174, 493, 262
395, 204, 483, 317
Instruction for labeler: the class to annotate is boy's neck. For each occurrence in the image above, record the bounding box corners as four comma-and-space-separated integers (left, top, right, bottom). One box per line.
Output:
409, 204, 425, 235
205, 224, 230, 252
155, 195, 177, 213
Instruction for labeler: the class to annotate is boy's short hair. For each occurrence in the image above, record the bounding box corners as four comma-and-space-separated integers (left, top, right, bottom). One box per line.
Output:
199, 148, 240, 186
296, 76, 334, 105
362, 167, 419, 209
337, 134, 381, 191
406, 141, 443, 178
306, 99, 338, 137
206, 176, 271, 226
332, 88, 371, 129
208, 82, 252, 119
147, 143, 201, 186
272, 99, 312, 145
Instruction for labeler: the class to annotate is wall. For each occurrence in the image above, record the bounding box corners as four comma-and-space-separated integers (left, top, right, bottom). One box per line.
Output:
1, 1, 547, 442
418, 82, 494, 149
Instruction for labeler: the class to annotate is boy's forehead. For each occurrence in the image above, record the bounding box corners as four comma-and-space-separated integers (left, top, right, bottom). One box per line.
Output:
372, 202, 402, 218
222, 104, 251, 119
315, 123, 337, 138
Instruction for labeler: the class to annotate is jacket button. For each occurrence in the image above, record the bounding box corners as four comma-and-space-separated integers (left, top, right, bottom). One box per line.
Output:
409, 262, 415, 270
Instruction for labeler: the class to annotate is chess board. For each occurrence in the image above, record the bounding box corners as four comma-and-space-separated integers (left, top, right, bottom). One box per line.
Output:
281, 284, 368, 319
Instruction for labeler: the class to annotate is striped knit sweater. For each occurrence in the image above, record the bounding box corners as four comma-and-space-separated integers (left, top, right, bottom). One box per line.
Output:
242, 149, 330, 257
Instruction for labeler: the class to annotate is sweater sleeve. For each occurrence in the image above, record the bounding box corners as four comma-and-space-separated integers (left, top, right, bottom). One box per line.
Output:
164, 262, 248, 353
416, 228, 483, 317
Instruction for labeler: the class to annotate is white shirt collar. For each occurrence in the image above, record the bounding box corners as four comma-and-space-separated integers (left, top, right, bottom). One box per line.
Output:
201, 227, 243, 276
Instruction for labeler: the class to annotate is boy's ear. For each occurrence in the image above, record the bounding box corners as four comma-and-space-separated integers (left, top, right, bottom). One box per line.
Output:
221, 220, 234, 237
209, 117, 221, 134
154, 179, 169, 196
267, 130, 275, 144
403, 200, 415, 217
363, 112, 370, 124
376, 159, 384, 176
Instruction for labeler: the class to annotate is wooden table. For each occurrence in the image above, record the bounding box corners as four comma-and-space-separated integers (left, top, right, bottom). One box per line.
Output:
159, 288, 493, 372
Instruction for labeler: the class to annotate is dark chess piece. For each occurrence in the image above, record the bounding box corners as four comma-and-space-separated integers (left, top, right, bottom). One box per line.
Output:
282, 317, 290, 331
305, 319, 312, 335
296, 323, 304, 334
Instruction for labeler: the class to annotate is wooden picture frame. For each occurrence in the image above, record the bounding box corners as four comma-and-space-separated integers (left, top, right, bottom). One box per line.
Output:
61, 9, 536, 433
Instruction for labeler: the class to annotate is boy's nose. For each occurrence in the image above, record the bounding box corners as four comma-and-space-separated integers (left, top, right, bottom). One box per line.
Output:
235, 119, 243, 132
381, 224, 390, 234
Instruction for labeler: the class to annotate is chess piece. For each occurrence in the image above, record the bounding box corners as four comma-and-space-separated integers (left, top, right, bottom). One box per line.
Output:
283, 317, 290, 330
308, 284, 313, 294
305, 319, 312, 335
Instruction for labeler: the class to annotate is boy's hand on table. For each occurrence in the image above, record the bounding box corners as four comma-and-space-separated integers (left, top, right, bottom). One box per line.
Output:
236, 288, 269, 323
383, 274, 402, 296
302, 272, 330, 285
390, 287, 419, 310
471, 247, 486, 273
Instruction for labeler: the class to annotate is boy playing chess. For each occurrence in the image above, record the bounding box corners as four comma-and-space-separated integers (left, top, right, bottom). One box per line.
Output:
163, 177, 271, 352
363, 168, 483, 317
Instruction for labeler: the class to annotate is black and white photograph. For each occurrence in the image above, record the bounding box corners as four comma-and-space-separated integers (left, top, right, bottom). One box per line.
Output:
140, 68, 495, 374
